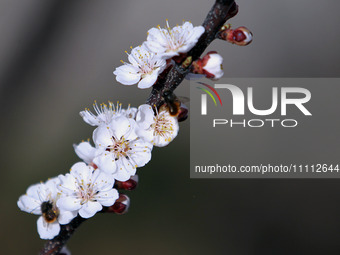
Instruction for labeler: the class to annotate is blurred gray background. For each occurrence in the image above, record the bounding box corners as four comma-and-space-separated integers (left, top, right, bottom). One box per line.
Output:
1, 0, 340, 254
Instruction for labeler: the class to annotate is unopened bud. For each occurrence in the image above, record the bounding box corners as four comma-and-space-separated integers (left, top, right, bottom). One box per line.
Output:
114, 175, 138, 191
190, 51, 223, 80
107, 194, 130, 215
218, 26, 253, 46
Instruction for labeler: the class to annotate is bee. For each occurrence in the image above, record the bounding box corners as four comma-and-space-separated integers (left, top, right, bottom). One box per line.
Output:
161, 90, 189, 122
41, 201, 58, 223
162, 90, 181, 117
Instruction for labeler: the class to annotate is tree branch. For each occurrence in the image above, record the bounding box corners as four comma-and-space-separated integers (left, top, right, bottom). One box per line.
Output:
146, 0, 237, 107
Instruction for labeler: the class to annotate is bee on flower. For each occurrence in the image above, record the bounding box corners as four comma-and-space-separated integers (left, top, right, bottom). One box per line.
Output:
17, 178, 77, 239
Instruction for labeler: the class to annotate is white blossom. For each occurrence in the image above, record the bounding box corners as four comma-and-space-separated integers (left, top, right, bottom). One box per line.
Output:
113, 45, 166, 89
136, 104, 179, 147
17, 178, 76, 239
80, 101, 137, 127
74, 115, 152, 181
144, 20, 204, 59
57, 162, 119, 219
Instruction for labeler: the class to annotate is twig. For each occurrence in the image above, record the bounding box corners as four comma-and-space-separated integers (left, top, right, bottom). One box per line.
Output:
40, 1, 237, 254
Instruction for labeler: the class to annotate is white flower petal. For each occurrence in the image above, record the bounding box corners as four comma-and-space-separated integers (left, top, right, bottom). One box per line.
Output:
79, 110, 100, 126
136, 104, 154, 129
153, 135, 172, 147
70, 162, 93, 184
56, 197, 82, 212
26, 183, 42, 201
109, 116, 135, 140
58, 174, 77, 194
93, 152, 116, 175
17, 194, 41, 215
78, 201, 102, 218
58, 210, 77, 225
37, 216, 60, 240
93, 125, 113, 148
114, 65, 141, 85
113, 167, 133, 182
93, 170, 115, 190
130, 150, 152, 167
137, 71, 158, 89
146, 28, 168, 48
136, 128, 154, 143
74, 142, 97, 164
44, 177, 60, 194
96, 189, 119, 207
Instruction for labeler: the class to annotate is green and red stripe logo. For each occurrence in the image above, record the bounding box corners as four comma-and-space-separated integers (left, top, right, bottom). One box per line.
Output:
196, 82, 223, 106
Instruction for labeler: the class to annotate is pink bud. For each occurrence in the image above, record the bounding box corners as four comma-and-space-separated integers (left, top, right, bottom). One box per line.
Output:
115, 175, 138, 191
218, 26, 253, 46
190, 51, 223, 80
201, 51, 224, 79
107, 194, 130, 215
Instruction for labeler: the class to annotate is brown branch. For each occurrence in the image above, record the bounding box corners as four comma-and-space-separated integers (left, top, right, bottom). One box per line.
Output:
40, 1, 238, 254
146, 0, 238, 107
40, 216, 87, 255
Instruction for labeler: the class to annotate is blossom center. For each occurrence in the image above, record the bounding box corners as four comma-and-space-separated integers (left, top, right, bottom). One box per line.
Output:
158, 23, 186, 52
152, 113, 174, 137
130, 50, 158, 75
107, 137, 131, 160
77, 183, 97, 205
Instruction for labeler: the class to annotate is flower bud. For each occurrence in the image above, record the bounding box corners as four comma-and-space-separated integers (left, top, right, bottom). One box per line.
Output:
218, 26, 253, 46
107, 194, 130, 215
190, 51, 223, 79
114, 175, 138, 191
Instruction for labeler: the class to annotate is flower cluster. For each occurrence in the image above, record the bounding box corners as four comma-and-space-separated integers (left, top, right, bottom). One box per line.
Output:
114, 20, 206, 88
18, 101, 179, 239
17, 11, 252, 252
